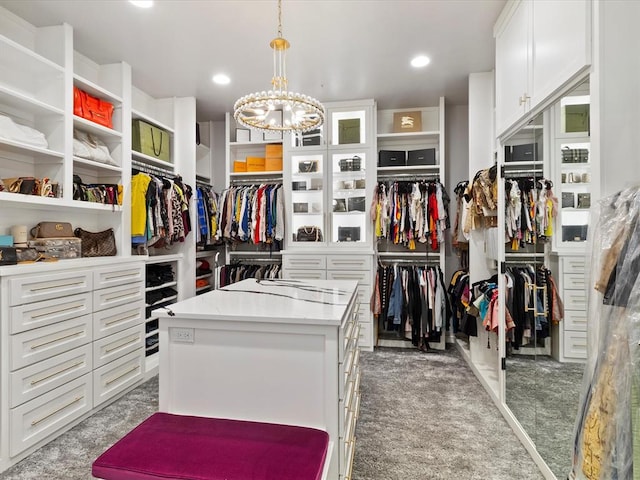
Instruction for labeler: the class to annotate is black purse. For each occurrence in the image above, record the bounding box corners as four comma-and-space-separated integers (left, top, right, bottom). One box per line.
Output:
296, 226, 323, 242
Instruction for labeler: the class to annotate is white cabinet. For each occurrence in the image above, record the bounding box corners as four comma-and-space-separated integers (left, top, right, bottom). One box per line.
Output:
0, 258, 144, 473
495, 0, 591, 137
558, 255, 588, 361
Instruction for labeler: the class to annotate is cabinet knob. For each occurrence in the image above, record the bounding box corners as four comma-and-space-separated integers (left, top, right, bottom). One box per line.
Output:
519, 94, 530, 106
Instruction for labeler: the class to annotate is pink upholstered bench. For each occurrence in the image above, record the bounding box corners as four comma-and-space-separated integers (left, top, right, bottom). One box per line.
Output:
92, 412, 330, 480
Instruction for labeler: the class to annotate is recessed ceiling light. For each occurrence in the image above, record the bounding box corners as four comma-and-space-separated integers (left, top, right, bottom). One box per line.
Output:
212, 74, 231, 85
130, 0, 153, 8
411, 55, 431, 68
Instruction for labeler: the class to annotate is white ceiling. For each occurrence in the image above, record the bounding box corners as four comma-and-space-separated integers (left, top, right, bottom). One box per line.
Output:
0, 0, 506, 122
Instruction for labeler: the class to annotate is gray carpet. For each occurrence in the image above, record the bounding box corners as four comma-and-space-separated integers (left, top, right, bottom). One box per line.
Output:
505, 355, 585, 480
1, 347, 544, 479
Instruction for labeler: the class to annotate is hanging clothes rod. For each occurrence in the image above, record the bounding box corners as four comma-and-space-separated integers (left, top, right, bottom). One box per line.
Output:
131, 159, 176, 177
229, 257, 283, 264
377, 173, 440, 181
229, 178, 283, 186
378, 257, 441, 265
503, 169, 543, 177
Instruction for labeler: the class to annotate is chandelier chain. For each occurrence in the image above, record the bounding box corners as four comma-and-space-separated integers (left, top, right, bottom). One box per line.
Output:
277, 0, 283, 38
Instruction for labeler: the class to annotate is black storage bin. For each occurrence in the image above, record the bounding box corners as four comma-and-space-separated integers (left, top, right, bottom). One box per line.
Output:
301, 129, 322, 146
378, 150, 406, 167
407, 148, 436, 166
506, 143, 538, 162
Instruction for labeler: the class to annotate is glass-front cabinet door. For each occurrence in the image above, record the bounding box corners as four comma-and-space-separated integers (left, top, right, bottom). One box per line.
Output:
285, 99, 375, 248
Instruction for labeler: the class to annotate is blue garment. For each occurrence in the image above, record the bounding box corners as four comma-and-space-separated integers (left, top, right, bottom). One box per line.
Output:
387, 273, 404, 325
196, 188, 208, 237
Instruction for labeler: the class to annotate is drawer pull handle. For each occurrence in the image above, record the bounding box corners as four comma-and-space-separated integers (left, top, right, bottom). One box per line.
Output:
104, 292, 138, 303
105, 336, 140, 353
31, 330, 83, 350
32, 303, 85, 319
31, 395, 83, 426
103, 272, 140, 281
105, 312, 139, 326
31, 280, 85, 292
31, 361, 85, 386
105, 365, 140, 385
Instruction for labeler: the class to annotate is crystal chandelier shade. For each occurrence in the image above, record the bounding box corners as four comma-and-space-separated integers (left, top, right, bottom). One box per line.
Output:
233, 0, 325, 134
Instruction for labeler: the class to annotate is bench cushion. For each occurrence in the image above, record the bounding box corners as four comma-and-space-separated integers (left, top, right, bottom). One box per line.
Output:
92, 412, 329, 480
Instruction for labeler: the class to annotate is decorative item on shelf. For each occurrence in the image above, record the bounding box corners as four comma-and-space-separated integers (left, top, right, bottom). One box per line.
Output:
0, 235, 13, 246
298, 160, 318, 173
11, 225, 27, 246
236, 129, 251, 142
309, 178, 322, 190
310, 202, 321, 213
28, 237, 81, 259
0, 246, 17, 265
246, 156, 266, 172
74, 227, 117, 257
577, 193, 591, 209
233, 0, 324, 134
265, 144, 283, 171
72, 175, 122, 206
233, 160, 247, 172
561, 147, 589, 163
73, 129, 117, 165
296, 128, 322, 147
565, 103, 590, 133
293, 202, 308, 213
73, 86, 114, 129
562, 225, 588, 242
338, 118, 360, 144
333, 198, 347, 212
347, 196, 366, 212
30, 222, 74, 239
505, 143, 538, 162
132, 119, 171, 162
0, 113, 49, 148
296, 226, 323, 242
1, 176, 59, 197
338, 226, 360, 242
562, 192, 575, 208
354, 179, 366, 189
292, 181, 306, 191
379, 150, 406, 167
407, 148, 436, 166
339, 156, 361, 172
393, 111, 422, 133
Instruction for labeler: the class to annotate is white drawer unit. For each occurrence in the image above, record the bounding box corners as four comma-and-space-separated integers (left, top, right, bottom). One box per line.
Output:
282, 254, 326, 270
327, 269, 370, 284
93, 325, 145, 369
564, 309, 588, 332
10, 315, 93, 371
560, 255, 589, 361
285, 269, 327, 280
564, 289, 587, 311
9, 270, 92, 306
563, 257, 586, 274
9, 292, 92, 334
93, 264, 145, 289
563, 331, 588, 359
93, 349, 144, 407
10, 373, 93, 457
327, 255, 372, 271
93, 281, 145, 312
564, 272, 587, 290
93, 301, 145, 340
9, 344, 93, 408
0, 259, 145, 471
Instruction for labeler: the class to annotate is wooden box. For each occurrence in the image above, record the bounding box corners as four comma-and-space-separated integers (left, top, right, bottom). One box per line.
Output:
393, 111, 422, 133
246, 156, 265, 172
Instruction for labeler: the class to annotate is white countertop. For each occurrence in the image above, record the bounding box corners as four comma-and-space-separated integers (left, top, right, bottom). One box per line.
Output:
155, 278, 358, 326
0, 255, 145, 276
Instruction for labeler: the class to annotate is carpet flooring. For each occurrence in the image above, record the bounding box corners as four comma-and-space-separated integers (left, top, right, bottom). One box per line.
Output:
1, 346, 545, 480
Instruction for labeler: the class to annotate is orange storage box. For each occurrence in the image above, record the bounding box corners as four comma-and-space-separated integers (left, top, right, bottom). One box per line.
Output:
265, 144, 283, 158
265, 157, 283, 171
246, 156, 266, 172
233, 160, 247, 173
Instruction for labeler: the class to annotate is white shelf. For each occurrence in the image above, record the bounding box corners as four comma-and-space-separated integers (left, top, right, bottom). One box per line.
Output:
74, 74, 123, 104
146, 280, 178, 292
146, 294, 178, 308
131, 109, 174, 134
0, 85, 65, 116
195, 285, 212, 293
72, 156, 122, 172
0, 137, 64, 161
144, 253, 183, 264
195, 273, 212, 280
376, 130, 439, 140
229, 171, 283, 178
377, 165, 439, 174
131, 150, 174, 169
74, 116, 123, 138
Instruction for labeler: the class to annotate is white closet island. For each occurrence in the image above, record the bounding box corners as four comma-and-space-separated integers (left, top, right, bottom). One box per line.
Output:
155, 278, 361, 480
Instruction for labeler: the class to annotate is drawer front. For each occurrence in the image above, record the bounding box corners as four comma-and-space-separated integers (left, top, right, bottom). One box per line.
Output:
358, 320, 372, 349
93, 263, 145, 290
94, 301, 145, 340
9, 270, 92, 306
327, 269, 370, 284
326, 255, 372, 271
11, 315, 93, 371
10, 373, 92, 457
9, 292, 92, 335
564, 273, 587, 290
564, 331, 587, 359
93, 281, 144, 312
564, 309, 587, 332
564, 289, 587, 311
93, 350, 144, 407
562, 257, 586, 274
282, 254, 326, 270
282, 269, 327, 280
10, 344, 92, 408
93, 324, 145, 368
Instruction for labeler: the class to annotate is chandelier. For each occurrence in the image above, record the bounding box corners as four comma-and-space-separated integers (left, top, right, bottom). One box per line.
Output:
233, 0, 325, 134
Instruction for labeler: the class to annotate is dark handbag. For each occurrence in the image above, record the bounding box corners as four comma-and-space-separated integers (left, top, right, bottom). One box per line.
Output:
73, 86, 114, 129
347, 196, 366, 212
2, 177, 37, 195
298, 160, 318, 173
74, 227, 117, 257
0, 247, 17, 265
30, 222, 75, 238
296, 226, 323, 242
561, 192, 575, 208
338, 226, 361, 242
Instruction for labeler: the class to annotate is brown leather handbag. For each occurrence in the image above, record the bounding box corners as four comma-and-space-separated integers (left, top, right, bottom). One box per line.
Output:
73, 86, 114, 129
30, 222, 74, 238
74, 227, 117, 257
